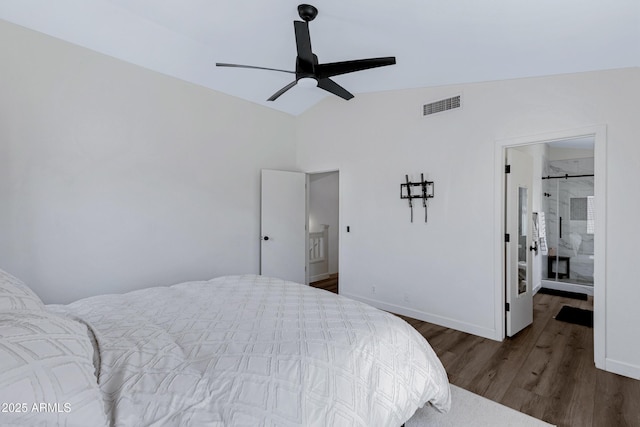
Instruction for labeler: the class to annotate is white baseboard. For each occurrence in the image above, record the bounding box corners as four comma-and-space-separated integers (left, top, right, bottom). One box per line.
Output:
341, 292, 502, 341
602, 358, 640, 380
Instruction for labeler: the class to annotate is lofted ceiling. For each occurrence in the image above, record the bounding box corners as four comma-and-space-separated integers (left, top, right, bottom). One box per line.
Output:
1, 0, 638, 115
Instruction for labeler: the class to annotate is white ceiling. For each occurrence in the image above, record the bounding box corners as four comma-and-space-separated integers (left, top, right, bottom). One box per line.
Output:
1, 0, 638, 115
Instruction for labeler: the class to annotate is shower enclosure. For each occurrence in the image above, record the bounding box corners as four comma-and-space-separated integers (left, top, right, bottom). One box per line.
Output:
542, 158, 595, 293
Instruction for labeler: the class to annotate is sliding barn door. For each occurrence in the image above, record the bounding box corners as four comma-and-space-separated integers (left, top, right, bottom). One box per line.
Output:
260, 169, 306, 284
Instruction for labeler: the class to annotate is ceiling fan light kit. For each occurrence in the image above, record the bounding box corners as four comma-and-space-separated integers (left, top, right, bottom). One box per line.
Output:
216, 4, 396, 101
296, 77, 318, 88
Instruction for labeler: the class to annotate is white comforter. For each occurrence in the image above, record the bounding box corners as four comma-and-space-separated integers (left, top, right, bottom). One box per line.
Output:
57, 275, 450, 426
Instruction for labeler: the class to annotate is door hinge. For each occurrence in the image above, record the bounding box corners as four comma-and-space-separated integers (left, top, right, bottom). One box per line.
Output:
505, 233, 510, 242
505, 303, 510, 312
505, 165, 511, 174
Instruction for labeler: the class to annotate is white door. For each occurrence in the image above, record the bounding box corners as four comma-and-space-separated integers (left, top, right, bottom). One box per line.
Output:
505, 149, 534, 336
260, 169, 307, 284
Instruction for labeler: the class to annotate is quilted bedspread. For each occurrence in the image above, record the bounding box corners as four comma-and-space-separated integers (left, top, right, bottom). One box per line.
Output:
57, 275, 450, 426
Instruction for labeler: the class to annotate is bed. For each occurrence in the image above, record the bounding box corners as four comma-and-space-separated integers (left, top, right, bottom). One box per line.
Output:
0, 270, 450, 426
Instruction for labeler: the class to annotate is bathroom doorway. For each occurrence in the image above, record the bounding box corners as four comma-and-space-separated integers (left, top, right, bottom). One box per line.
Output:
495, 125, 606, 369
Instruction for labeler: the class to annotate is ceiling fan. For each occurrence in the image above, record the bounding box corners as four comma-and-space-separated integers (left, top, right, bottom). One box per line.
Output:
216, 4, 396, 101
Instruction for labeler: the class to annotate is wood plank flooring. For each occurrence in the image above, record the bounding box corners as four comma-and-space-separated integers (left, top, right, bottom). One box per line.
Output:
310, 278, 640, 427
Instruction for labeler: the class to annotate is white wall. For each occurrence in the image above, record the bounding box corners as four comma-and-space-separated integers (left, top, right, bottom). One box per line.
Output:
0, 20, 297, 303
308, 172, 339, 275
296, 68, 640, 378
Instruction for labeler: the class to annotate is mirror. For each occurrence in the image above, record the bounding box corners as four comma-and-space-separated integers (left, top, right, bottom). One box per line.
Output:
518, 186, 528, 295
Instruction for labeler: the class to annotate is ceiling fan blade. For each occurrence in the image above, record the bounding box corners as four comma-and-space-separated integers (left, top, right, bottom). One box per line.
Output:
317, 78, 354, 100
315, 57, 396, 79
267, 80, 298, 101
216, 63, 295, 74
294, 21, 314, 66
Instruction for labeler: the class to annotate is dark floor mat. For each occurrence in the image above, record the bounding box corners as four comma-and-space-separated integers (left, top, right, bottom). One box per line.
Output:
538, 287, 588, 300
555, 305, 593, 327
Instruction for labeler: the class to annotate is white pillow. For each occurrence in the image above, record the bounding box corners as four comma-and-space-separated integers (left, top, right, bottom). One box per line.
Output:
0, 269, 44, 311
0, 310, 109, 427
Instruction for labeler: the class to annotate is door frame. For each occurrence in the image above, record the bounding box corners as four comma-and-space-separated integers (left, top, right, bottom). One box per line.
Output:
493, 125, 607, 369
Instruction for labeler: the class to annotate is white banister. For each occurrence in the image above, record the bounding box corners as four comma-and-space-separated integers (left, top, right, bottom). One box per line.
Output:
309, 224, 329, 264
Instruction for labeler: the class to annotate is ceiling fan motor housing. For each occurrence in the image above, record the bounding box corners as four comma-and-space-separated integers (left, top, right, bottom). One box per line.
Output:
298, 4, 318, 21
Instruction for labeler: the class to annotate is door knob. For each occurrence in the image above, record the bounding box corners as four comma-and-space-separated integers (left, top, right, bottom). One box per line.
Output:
263, 236, 270, 241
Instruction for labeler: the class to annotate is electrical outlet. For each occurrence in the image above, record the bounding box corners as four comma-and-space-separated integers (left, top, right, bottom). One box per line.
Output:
403, 293, 409, 303
371, 286, 376, 294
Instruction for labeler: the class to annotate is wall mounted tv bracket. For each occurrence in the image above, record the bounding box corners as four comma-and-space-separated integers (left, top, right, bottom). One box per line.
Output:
400, 174, 434, 223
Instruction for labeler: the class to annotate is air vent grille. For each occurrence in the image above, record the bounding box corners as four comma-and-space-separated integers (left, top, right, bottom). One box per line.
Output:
423, 95, 461, 116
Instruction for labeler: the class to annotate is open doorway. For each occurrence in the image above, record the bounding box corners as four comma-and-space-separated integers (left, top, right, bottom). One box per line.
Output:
307, 171, 339, 292
505, 138, 595, 337
509, 137, 595, 298
495, 125, 606, 369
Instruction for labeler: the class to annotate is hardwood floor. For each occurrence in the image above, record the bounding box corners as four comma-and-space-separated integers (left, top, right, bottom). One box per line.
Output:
310, 276, 338, 294
310, 279, 640, 427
